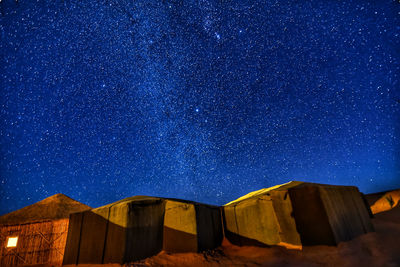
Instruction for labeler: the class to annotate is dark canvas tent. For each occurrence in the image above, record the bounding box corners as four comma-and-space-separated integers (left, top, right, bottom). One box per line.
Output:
223, 181, 374, 249
63, 196, 223, 265
0, 194, 90, 267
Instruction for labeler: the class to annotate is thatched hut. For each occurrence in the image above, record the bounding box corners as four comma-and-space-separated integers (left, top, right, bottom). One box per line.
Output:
63, 196, 223, 265
0, 194, 90, 267
223, 181, 374, 249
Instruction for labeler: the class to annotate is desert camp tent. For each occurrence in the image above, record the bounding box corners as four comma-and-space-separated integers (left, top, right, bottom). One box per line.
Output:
0, 194, 90, 267
63, 196, 223, 265
223, 181, 374, 249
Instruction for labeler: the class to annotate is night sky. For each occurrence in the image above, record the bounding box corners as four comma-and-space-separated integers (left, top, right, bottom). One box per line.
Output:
1, 0, 399, 215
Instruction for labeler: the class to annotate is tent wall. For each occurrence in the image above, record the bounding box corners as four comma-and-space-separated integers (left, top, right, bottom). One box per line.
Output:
224, 183, 374, 248
163, 201, 198, 253
318, 186, 374, 243
63, 198, 223, 264
0, 219, 68, 267
269, 190, 301, 247
288, 186, 336, 246
195, 205, 223, 251
103, 203, 128, 264
62, 213, 83, 265
64, 200, 166, 265
78, 210, 109, 264
123, 200, 165, 262
223, 195, 282, 247
289, 185, 374, 246
162, 200, 223, 253
63, 210, 111, 265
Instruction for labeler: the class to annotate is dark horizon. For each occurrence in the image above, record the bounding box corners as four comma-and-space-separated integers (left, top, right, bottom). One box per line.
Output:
1, 0, 399, 215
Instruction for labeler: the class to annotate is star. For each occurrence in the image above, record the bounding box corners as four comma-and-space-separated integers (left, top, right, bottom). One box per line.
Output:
0, 0, 398, 214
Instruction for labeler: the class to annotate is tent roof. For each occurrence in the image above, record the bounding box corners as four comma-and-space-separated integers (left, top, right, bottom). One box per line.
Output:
0, 194, 91, 226
225, 181, 358, 206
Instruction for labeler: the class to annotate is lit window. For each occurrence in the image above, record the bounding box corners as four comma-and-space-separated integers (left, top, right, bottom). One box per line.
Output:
6, 236, 18, 248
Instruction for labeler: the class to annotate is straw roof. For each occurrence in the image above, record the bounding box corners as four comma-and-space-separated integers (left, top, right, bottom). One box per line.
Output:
0, 193, 91, 225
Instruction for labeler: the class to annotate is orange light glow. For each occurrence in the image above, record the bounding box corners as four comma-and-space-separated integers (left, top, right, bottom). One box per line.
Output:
6, 236, 18, 248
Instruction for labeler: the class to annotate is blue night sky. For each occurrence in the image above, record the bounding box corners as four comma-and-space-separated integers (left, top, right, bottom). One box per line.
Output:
0, 0, 399, 214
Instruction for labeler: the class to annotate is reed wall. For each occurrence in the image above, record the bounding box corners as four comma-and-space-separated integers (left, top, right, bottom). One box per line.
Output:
0, 219, 69, 267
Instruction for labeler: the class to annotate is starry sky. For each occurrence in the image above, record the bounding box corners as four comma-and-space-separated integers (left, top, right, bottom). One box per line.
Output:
1, 0, 399, 215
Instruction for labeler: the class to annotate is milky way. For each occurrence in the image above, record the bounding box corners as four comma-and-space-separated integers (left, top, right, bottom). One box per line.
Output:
1, 0, 399, 214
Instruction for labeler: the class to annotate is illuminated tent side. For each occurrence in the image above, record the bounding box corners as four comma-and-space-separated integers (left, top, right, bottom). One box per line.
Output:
223, 181, 374, 249
63, 196, 223, 265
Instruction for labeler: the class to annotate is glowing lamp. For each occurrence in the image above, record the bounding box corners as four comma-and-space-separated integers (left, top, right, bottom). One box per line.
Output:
6, 236, 18, 248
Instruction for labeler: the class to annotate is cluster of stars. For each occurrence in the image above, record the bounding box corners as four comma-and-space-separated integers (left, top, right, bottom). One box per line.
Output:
0, 0, 399, 214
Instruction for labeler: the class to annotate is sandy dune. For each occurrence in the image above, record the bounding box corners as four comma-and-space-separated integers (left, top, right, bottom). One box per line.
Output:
370, 190, 400, 214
